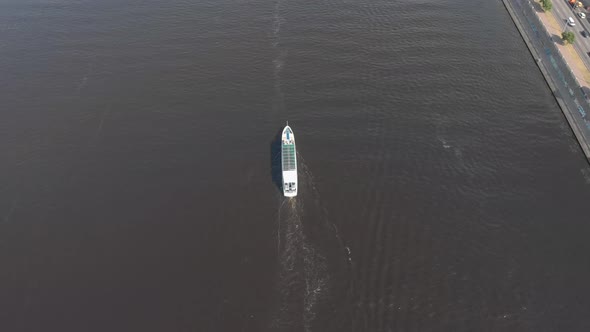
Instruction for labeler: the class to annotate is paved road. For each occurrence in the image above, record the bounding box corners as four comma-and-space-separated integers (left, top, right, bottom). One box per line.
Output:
551, 0, 590, 69
512, 0, 590, 159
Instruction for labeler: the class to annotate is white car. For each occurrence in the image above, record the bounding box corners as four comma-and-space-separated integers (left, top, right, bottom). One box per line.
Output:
579, 12, 586, 19
568, 17, 576, 26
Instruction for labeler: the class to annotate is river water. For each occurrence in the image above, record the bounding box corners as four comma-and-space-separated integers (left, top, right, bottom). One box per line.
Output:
2, 0, 590, 331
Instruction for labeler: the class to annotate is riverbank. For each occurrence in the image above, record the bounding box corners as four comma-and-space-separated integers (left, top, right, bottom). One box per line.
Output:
502, 0, 590, 162
534, 0, 590, 85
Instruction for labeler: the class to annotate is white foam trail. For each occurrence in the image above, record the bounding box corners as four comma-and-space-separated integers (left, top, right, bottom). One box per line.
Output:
438, 137, 451, 149
302, 241, 327, 332
345, 246, 352, 262
581, 167, 590, 184
298, 153, 350, 265
2, 195, 19, 224
274, 58, 284, 71
276, 198, 289, 255
77, 76, 88, 92
94, 105, 110, 140
77, 61, 94, 93
272, 152, 353, 330
271, 0, 286, 114
272, 1, 287, 39
272, 165, 330, 330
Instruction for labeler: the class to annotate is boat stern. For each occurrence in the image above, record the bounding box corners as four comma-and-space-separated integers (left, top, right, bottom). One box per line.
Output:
282, 170, 297, 197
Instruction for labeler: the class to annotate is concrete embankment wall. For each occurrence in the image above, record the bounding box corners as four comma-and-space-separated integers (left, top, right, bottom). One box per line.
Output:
502, 0, 590, 161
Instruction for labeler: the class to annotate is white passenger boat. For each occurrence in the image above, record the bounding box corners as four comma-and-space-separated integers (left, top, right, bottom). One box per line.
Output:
281, 123, 297, 197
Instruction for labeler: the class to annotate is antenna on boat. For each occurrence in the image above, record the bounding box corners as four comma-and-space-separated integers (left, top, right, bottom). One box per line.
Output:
286, 121, 289, 126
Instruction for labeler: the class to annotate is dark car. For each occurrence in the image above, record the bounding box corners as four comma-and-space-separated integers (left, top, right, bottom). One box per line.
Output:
582, 30, 588, 38
587, 52, 590, 58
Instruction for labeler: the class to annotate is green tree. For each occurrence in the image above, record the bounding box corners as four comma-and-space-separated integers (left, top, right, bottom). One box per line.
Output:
562, 31, 575, 44
541, 0, 552, 11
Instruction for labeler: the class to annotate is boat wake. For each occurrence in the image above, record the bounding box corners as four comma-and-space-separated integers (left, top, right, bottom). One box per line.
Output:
270, 194, 328, 332
298, 154, 352, 268
271, 0, 287, 116
269, 156, 352, 332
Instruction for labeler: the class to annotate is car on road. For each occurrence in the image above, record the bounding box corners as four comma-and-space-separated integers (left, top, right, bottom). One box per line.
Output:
579, 12, 587, 19
568, 17, 576, 26
587, 52, 590, 58
582, 30, 588, 38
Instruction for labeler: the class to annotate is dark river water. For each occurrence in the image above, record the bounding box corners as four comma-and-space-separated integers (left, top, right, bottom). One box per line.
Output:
2, 0, 590, 331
